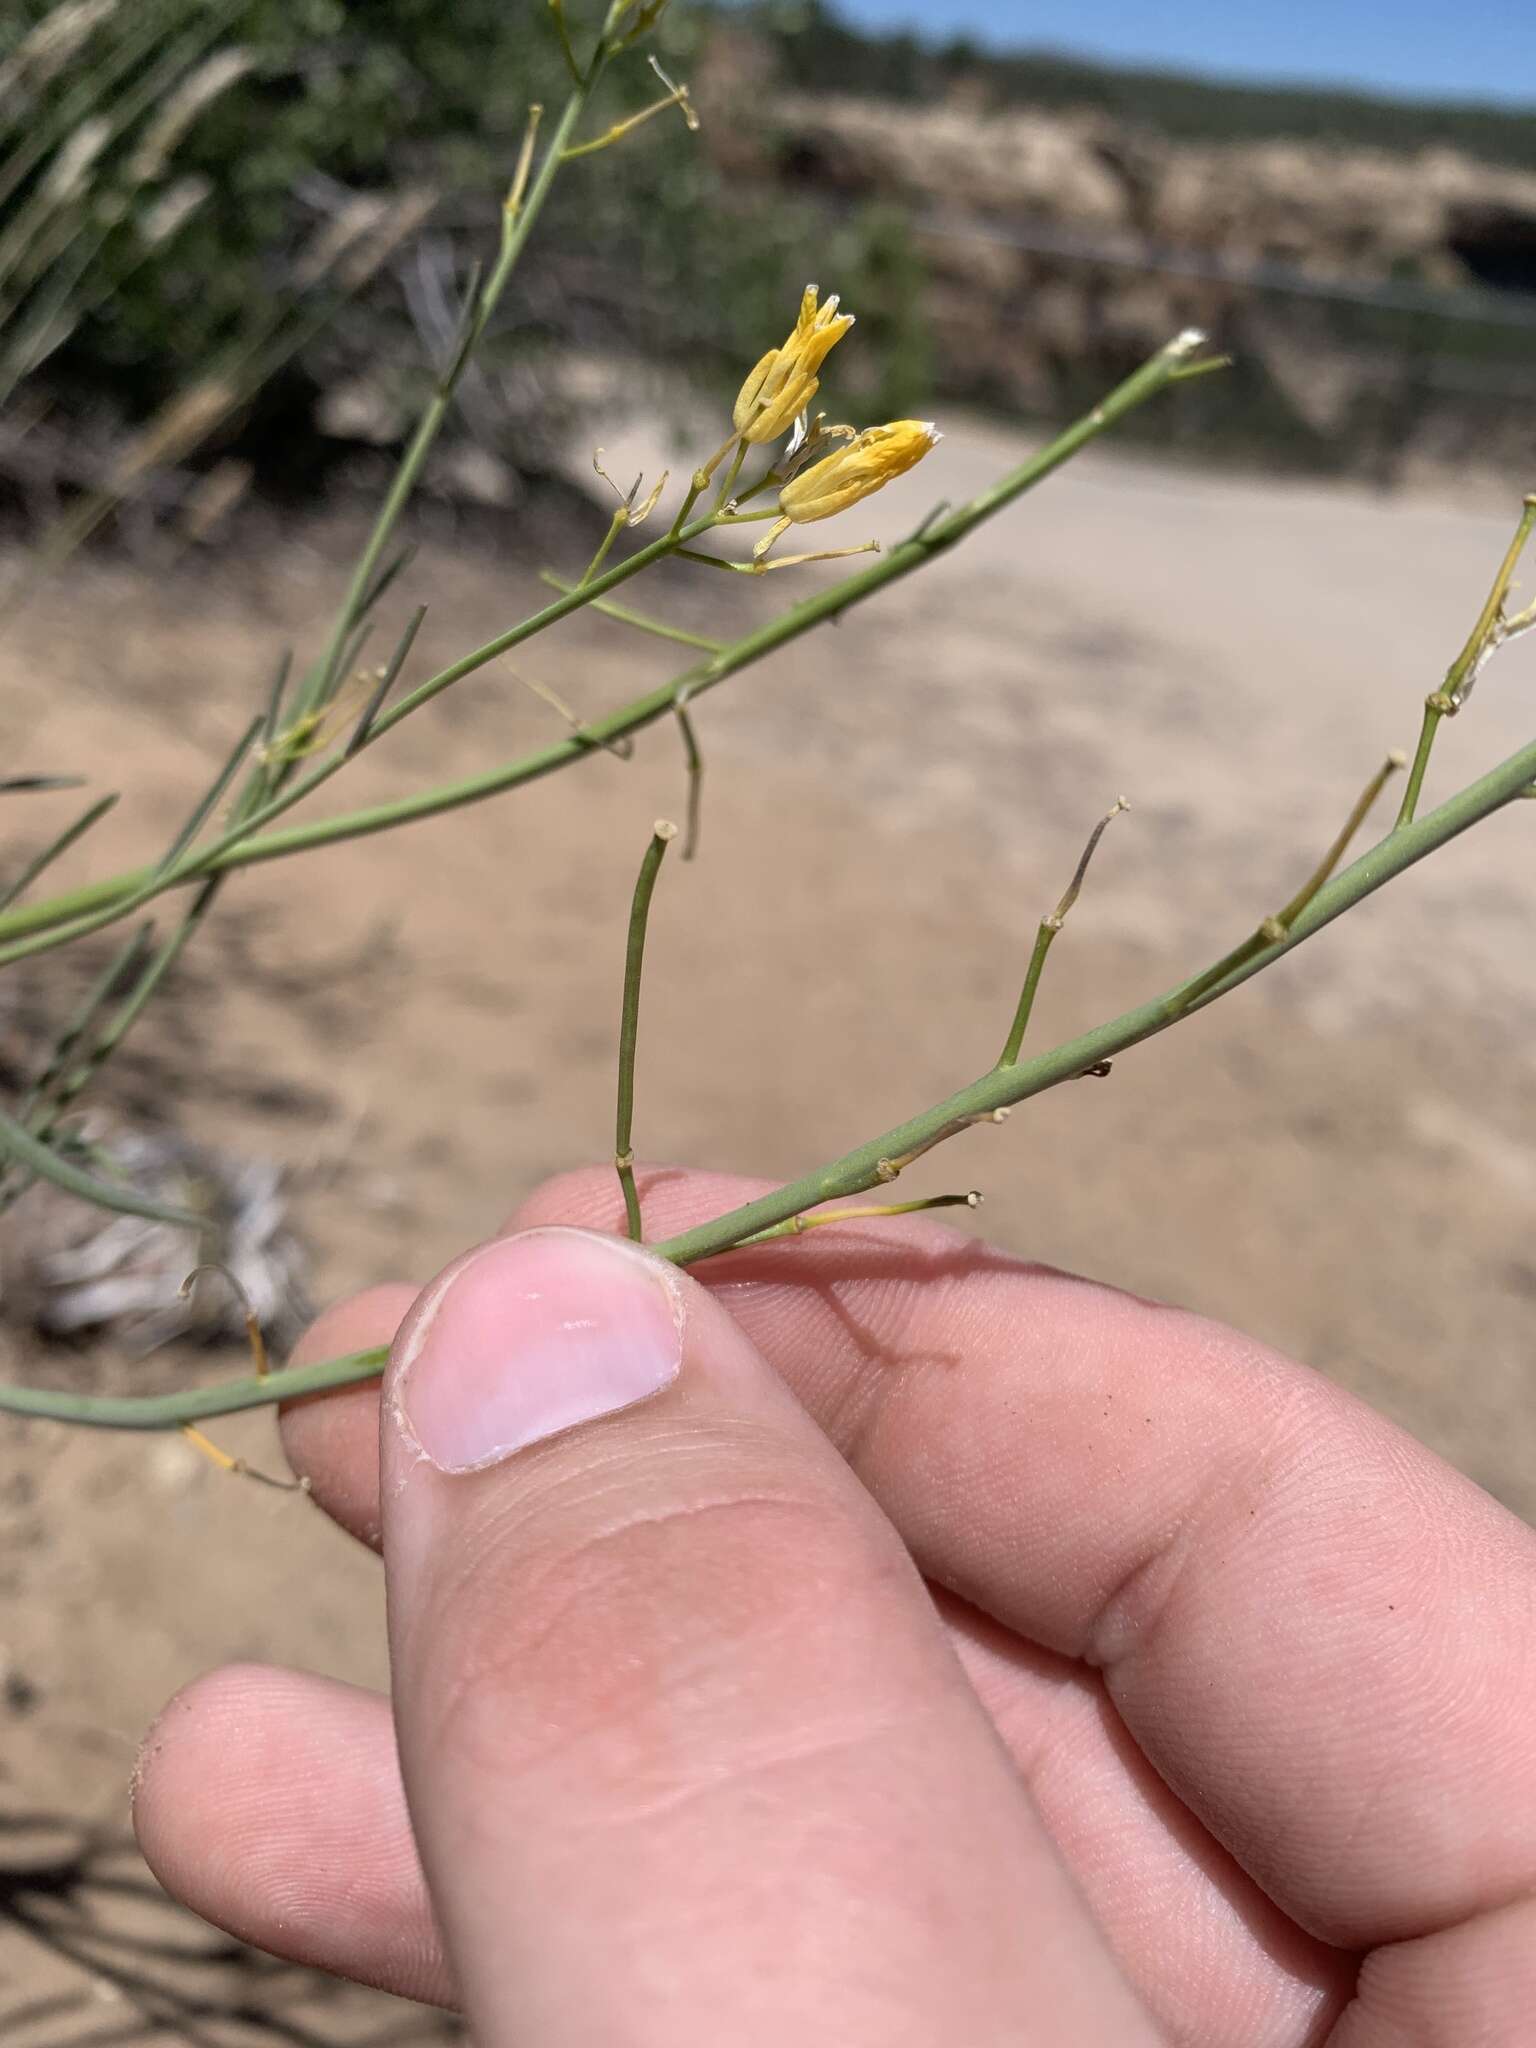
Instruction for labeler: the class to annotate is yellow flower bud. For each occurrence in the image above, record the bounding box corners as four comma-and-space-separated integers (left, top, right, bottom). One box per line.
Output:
778, 419, 941, 525
732, 284, 855, 447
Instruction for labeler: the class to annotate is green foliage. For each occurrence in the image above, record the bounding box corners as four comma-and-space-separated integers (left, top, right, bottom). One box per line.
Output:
1, 0, 929, 479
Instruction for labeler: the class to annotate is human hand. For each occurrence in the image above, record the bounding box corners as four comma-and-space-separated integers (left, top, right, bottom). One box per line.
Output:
134, 1168, 1536, 2045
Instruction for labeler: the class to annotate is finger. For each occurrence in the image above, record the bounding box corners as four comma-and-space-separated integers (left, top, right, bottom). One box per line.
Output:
249, 1283, 1336, 2041
509, 1167, 1536, 1956
133, 1664, 454, 2009
1331, 1890, 1536, 2047
380, 1226, 1160, 2047
938, 1595, 1350, 2046
133, 1636, 1334, 2048
279, 1284, 415, 1543
135, 1622, 1338, 2048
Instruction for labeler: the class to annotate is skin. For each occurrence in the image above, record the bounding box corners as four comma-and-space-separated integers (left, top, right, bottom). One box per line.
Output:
133, 1165, 1536, 2046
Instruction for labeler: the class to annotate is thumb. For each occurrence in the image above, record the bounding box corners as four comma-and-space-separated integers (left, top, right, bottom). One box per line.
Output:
378, 1226, 1156, 2047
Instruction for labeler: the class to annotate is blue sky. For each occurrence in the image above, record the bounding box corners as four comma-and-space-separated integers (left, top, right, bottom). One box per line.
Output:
829, 1, 1536, 106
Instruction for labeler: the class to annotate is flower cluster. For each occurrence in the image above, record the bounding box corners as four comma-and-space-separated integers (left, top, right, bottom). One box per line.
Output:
733, 286, 856, 447
701, 284, 940, 569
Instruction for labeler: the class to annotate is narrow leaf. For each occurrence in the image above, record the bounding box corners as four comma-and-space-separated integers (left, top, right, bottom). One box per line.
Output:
347, 604, 427, 756
154, 714, 263, 879
0, 793, 118, 913
0, 1100, 206, 1233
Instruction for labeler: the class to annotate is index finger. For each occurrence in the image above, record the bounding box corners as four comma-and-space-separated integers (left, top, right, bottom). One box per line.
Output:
509, 1166, 1536, 1955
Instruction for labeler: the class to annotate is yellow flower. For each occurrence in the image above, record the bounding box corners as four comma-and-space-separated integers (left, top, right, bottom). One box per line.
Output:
732, 284, 855, 447
778, 419, 940, 524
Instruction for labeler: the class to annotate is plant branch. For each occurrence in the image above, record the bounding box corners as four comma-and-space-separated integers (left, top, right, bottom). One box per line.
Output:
538, 572, 725, 653
1172, 750, 1404, 1015
296, 85, 584, 725
733, 1190, 982, 1247
0, 508, 721, 963
0, 334, 1216, 961
4, 720, 1533, 1429
0, 1097, 207, 1234
997, 797, 1128, 1067
0, 792, 117, 914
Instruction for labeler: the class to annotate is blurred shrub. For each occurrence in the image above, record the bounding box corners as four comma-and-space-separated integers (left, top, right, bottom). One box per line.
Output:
0, 0, 930, 521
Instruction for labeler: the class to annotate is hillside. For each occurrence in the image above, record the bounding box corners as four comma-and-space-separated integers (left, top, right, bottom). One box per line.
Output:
699, 22, 1536, 479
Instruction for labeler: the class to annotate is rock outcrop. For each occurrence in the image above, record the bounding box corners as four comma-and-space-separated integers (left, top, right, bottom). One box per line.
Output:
696, 45, 1536, 475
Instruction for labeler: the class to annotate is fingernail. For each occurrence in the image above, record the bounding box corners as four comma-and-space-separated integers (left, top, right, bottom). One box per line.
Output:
393, 1228, 684, 1474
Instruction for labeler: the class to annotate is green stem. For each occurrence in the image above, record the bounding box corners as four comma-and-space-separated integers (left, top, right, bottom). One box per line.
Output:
615, 823, 675, 1239
5, 723, 1533, 1429
0, 510, 721, 962
547, 0, 583, 84
17, 925, 153, 1128
0, 334, 1200, 958
0, 884, 224, 1218
538, 572, 724, 652
997, 799, 1126, 1066
51, 880, 221, 1120
0, 1098, 207, 1235
300, 81, 595, 721
0, 793, 117, 914
997, 922, 1057, 1068
674, 696, 703, 859
1176, 751, 1403, 1015
581, 507, 628, 587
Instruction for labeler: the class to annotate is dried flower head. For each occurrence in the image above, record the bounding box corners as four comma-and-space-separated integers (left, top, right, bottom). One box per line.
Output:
732, 285, 855, 448
778, 419, 941, 525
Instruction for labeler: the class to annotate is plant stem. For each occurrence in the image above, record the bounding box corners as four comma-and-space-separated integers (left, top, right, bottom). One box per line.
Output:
0, 334, 1211, 958
299, 82, 593, 722
4, 721, 1533, 1429
997, 923, 1057, 1071
539, 573, 724, 651
0, 793, 117, 913
673, 695, 703, 859
732, 1191, 981, 1247
0, 509, 720, 961
0, 1098, 206, 1234
1396, 494, 1536, 828
1174, 750, 1403, 1015
615, 822, 676, 1239
997, 798, 1127, 1066
659, 730, 1536, 1261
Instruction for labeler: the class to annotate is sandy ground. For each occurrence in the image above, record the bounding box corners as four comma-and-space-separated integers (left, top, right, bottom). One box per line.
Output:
0, 416, 1533, 2040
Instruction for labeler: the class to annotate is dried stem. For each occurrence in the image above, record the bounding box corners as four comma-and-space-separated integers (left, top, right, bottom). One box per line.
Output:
732, 1191, 982, 1248
1396, 494, 1536, 828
